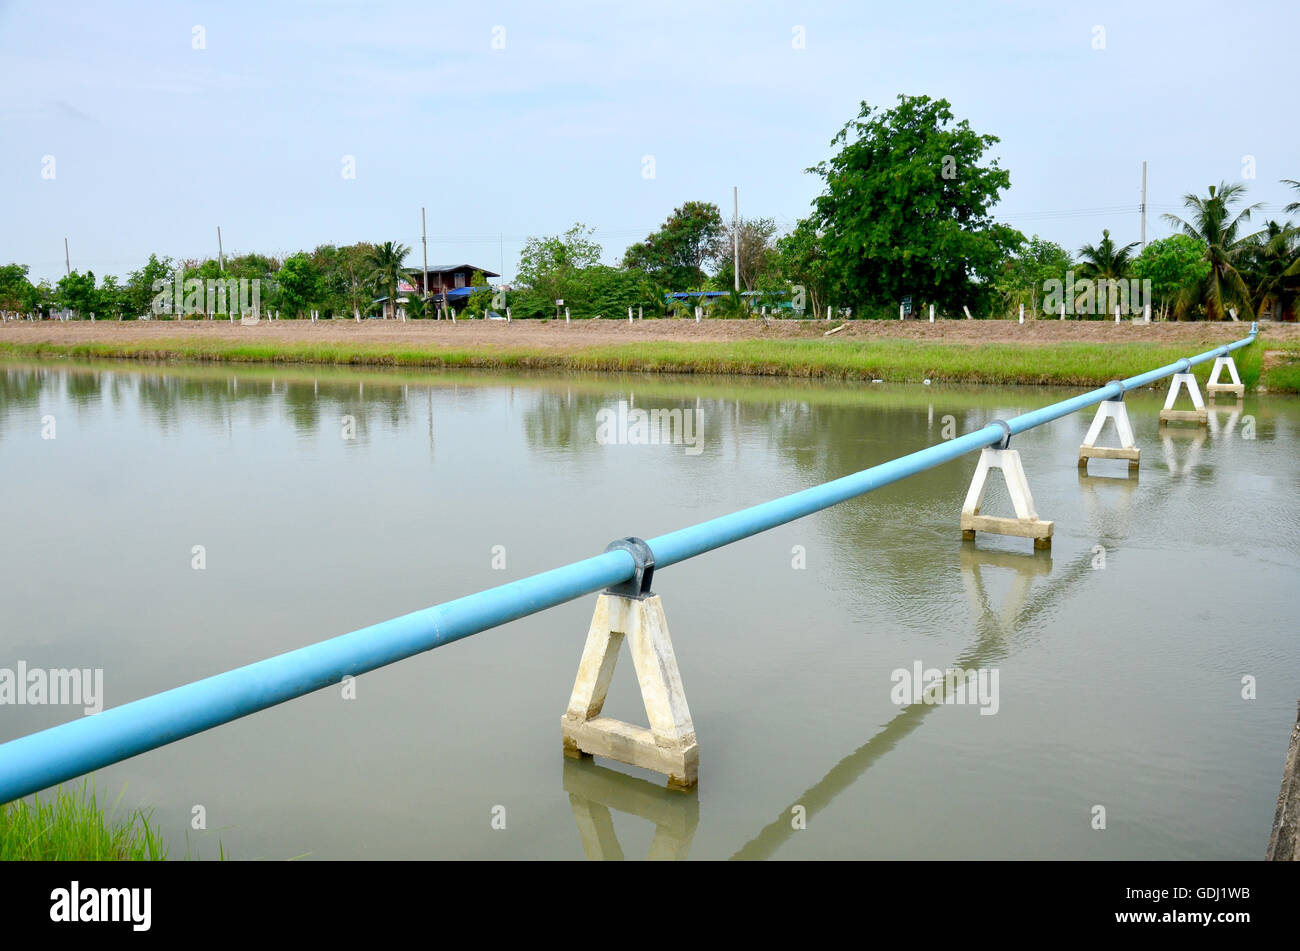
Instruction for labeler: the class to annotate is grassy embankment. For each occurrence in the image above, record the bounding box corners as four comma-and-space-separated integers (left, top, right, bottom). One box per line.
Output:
0, 781, 231, 860
0, 782, 167, 860
1262, 339, 1300, 392
2, 333, 1296, 391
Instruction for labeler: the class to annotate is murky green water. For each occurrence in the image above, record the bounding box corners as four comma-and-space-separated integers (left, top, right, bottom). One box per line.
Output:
1, 359, 1296, 859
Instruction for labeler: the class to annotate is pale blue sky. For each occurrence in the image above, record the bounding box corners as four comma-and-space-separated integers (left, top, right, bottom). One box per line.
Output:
2, 0, 1296, 285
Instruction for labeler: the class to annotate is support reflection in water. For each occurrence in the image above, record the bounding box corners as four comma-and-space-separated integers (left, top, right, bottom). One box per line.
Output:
729, 543, 1094, 860
1076, 467, 1140, 539
563, 757, 700, 861
959, 543, 1053, 634
1160, 427, 1208, 480
1206, 405, 1242, 439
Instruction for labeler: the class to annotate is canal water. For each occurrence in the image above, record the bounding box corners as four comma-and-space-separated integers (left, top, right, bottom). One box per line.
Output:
1, 360, 1296, 859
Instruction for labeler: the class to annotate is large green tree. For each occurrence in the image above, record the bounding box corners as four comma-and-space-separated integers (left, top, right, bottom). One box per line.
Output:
1130, 234, 1211, 320
806, 94, 1022, 314
227, 252, 279, 282
994, 235, 1072, 316
276, 254, 322, 318
0, 263, 39, 314
98, 275, 125, 320
126, 253, 173, 318
55, 270, 99, 318
516, 223, 602, 308
774, 220, 830, 318
622, 201, 725, 290
518, 224, 601, 283
311, 243, 374, 317
1161, 181, 1263, 320
576, 265, 658, 318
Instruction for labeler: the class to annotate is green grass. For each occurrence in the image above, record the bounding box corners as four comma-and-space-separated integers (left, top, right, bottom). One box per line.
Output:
0, 333, 1285, 390
0, 781, 167, 860
1263, 360, 1300, 393
1259, 338, 1300, 393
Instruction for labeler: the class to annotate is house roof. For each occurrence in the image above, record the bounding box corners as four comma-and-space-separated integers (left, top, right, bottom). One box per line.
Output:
375, 280, 501, 303
419, 265, 501, 277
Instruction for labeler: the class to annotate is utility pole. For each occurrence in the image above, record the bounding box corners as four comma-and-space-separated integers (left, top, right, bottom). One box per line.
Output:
1140, 161, 1147, 251
217, 226, 224, 271
64, 237, 70, 276
733, 186, 740, 293
421, 207, 429, 314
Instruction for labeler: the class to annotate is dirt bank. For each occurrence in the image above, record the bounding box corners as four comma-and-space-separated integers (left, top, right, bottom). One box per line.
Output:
2, 317, 1293, 350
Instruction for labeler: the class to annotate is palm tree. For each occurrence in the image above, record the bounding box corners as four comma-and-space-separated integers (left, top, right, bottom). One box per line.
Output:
1075, 230, 1137, 317
1076, 229, 1139, 281
1283, 179, 1300, 215
366, 241, 412, 320
643, 282, 672, 316
668, 293, 697, 319
405, 292, 429, 319
1162, 182, 1264, 320
1246, 220, 1300, 321
711, 288, 750, 318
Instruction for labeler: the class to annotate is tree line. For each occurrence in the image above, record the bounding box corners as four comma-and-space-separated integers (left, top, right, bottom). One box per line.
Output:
4, 94, 1296, 322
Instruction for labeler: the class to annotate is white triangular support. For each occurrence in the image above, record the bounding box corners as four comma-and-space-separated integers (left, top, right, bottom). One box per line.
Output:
1159, 372, 1208, 425
960, 448, 1053, 549
1206, 355, 1244, 402
1078, 399, 1140, 471
561, 593, 698, 789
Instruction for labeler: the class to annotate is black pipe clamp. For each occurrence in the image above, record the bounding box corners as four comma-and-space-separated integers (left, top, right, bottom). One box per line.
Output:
604, 537, 655, 599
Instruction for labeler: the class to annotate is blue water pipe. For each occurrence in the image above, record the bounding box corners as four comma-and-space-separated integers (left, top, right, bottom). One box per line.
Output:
0, 325, 1258, 803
